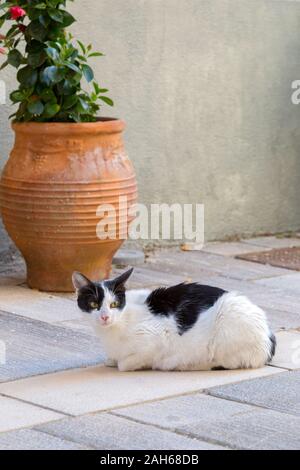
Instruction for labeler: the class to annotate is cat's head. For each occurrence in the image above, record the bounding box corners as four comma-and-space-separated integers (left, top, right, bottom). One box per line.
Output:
72, 268, 134, 327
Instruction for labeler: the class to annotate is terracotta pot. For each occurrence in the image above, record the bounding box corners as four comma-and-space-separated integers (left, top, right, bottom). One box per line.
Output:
0, 119, 137, 292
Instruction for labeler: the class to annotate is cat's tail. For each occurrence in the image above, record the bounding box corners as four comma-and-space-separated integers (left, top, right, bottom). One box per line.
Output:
268, 332, 277, 362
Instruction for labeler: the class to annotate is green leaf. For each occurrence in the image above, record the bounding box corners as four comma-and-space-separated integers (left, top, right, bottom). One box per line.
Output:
45, 46, 60, 62
10, 90, 24, 103
99, 96, 114, 106
28, 101, 44, 116
40, 66, 65, 85
0, 60, 8, 70
48, 9, 64, 23
39, 14, 51, 28
17, 66, 38, 87
77, 41, 86, 55
25, 40, 45, 54
43, 102, 60, 118
35, 4, 47, 9
77, 97, 90, 112
27, 51, 46, 68
62, 94, 78, 109
40, 88, 56, 102
47, 0, 65, 6
7, 49, 23, 68
82, 64, 94, 83
27, 21, 47, 42
56, 79, 76, 96
68, 71, 82, 85
61, 11, 76, 27
88, 52, 104, 58
62, 61, 81, 74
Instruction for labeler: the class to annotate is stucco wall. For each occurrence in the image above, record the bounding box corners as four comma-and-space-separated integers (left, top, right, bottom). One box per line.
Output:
1, 0, 300, 250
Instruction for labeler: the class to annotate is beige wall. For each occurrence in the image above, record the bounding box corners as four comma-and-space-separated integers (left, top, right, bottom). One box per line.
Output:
1, 0, 300, 250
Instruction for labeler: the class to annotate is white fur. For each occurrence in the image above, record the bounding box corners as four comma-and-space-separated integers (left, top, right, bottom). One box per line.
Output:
85, 289, 274, 372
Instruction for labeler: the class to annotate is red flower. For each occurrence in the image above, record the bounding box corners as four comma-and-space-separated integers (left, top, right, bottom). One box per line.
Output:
0, 47, 5, 54
10, 6, 26, 20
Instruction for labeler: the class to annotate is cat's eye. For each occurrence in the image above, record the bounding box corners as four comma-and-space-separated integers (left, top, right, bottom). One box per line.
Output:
110, 301, 119, 309
89, 301, 99, 309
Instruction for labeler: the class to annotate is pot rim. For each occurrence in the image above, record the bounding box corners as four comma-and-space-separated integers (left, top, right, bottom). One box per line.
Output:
12, 117, 125, 135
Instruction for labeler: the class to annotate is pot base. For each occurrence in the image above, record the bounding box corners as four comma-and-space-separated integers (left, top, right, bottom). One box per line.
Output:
24, 240, 122, 292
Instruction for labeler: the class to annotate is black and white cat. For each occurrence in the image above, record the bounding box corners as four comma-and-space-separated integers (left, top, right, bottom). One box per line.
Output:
72, 268, 276, 372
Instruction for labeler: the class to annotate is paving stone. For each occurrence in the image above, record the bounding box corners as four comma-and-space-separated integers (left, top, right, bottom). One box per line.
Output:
114, 393, 300, 450
266, 308, 300, 332
54, 318, 98, 336
116, 266, 189, 289
0, 429, 89, 450
37, 413, 226, 450
202, 275, 300, 322
271, 331, 300, 370
0, 396, 62, 432
0, 286, 81, 323
202, 242, 271, 257
113, 249, 145, 266
146, 248, 291, 281
0, 365, 283, 416
0, 310, 105, 382
208, 370, 300, 416
243, 236, 300, 249
254, 272, 300, 295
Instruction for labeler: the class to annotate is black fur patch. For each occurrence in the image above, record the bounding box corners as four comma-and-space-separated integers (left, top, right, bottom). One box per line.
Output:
77, 283, 104, 313
146, 283, 226, 335
268, 333, 277, 361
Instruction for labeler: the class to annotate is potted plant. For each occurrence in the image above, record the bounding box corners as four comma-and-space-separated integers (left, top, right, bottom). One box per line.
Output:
0, 0, 137, 292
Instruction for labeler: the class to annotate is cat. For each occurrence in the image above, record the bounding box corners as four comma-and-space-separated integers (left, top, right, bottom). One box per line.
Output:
72, 268, 276, 372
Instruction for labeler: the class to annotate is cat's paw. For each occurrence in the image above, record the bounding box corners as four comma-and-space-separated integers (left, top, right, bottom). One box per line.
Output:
105, 358, 118, 368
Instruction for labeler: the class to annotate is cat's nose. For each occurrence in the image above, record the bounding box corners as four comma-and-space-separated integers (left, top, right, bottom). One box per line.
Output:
101, 315, 109, 322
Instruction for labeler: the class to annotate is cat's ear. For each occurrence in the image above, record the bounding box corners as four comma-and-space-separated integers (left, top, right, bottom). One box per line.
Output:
72, 272, 92, 290
108, 267, 134, 290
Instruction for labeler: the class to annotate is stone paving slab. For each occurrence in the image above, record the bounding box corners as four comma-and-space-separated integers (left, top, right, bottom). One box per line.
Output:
254, 272, 300, 295
0, 365, 284, 416
116, 266, 191, 289
0, 396, 63, 433
54, 318, 98, 336
208, 370, 300, 416
271, 331, 300, 370
243, 236, 300, 249
0, 286, 81, 324
202, 242, 272, 257
114, 393, 300, 450
0, 429, 89, 450
202, 275, 300, 321
146, 249, 291, 281
0, 310, 105, 382
266, 309, 300, 332
37, 413, 226, 450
